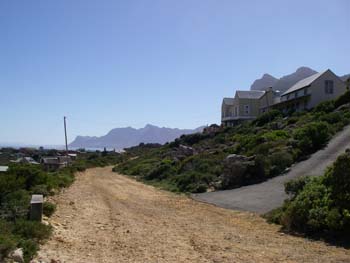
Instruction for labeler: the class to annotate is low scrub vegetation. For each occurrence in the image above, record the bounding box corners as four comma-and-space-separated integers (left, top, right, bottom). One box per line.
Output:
114, 98, 350, 194
265, 151, 350, 238
0, 151, 123, 262
0, 164, 68, 261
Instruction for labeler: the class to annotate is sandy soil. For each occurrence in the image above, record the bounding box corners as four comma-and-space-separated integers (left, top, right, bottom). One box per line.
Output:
36, 167, 350, 263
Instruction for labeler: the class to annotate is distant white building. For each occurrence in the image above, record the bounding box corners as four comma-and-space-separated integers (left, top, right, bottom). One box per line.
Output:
11, 157, 40, 165
0, 166, 9, 172
41, 156, 71, 171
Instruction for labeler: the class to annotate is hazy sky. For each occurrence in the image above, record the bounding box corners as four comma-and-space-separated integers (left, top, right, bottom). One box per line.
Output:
1, 0, 349, 145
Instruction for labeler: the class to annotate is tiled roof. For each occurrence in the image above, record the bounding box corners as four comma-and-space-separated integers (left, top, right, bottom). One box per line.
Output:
222, 98, 235, 105
236, 90, 265, 99
282, 70, 328, 96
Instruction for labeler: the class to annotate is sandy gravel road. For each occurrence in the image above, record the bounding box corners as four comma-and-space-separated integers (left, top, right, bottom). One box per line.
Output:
193, 125, 350, 214
36, 167, 350, 263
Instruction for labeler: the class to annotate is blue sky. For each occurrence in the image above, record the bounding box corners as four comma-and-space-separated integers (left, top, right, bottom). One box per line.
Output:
1, 0, 349, 145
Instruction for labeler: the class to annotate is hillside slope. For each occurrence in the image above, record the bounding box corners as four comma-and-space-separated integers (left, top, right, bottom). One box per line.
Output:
115, 92, 350, 195
193, 124, 350, 214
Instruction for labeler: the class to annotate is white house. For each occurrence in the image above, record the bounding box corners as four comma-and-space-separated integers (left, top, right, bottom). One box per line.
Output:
273, 69, 346, 112
221, 90, 265, 126
221, 69, 348, 126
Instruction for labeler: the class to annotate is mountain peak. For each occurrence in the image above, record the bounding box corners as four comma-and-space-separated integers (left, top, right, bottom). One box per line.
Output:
69, 125, 204, 149
262, 73, 275, 78
144, 124, 158, 129
250, 73, 278, 91
250, 66, 318, 93
295, 66, 316, 74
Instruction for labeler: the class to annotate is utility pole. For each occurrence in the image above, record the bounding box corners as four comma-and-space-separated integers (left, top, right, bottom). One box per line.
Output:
64, 116, 68, 157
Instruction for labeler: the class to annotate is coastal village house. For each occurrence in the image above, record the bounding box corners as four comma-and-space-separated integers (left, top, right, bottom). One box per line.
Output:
222, 69, 348, 126
221, 90, 264, 126
272, 69, 346, 113
41, 156, 71, 171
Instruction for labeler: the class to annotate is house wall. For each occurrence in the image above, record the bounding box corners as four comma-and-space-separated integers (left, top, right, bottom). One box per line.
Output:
237, 98, 260, 117
279, 70, 346, 112
221, 102, 234, 118
259, 90, 274, 113
308, 70, 346, 108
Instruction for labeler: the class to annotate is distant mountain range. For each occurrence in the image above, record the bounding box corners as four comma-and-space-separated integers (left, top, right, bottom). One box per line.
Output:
69, 124, 204, 149
250, 67, 349, 93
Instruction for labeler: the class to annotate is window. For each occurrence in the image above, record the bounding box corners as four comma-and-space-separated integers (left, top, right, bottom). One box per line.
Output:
294, 92, 298, 98
325, 80, 334, 94
304, 88, 308, 96
244, 105, 250, 115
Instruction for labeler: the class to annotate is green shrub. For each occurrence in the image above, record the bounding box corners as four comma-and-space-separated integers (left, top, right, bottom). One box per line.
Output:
1, 190, 31, 221
268, 152, 350, 236
284, 176, 311, 197
262, 130, 290, 142
172, 171, 213, 193
0, 220, 16, 257
268, 150, 293, 176
43, 202, 56, 217
13, 220, 52, 241
294, 122, 330, 154
280, 178, 331, 233
319, 112, 342, 124
7, 164, 48, 190
264, 206, 284, 224
334, 90, 350, 108
18, 239, 39, 263
145, 159, 177, 180
287, 116, 298, 125
30, 184, 51, 197
253, 110, 282, 126
324, 153, 350, 210
313, 100, 335, 113
181, 133, 208, 146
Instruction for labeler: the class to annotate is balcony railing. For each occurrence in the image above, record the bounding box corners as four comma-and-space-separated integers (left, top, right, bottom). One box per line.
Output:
222, 115, 257, 121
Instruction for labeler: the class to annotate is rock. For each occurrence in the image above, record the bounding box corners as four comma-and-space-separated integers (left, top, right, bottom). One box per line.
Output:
9, 248, 24, 263
335, 103, 350, 111
225, 154, 254, 162
203, 124, 221, 134
220, 154, 257, 190
179, 145, 195, 155
168, 144, 197, 161
42, 220, 50, 226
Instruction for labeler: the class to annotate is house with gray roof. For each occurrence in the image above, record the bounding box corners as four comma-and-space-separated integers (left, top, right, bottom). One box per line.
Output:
41, 156, 71, 171
272, 69, 346, 112
221, 69, 347, 126
221, 90, 265, 126
11, 156, 40, 165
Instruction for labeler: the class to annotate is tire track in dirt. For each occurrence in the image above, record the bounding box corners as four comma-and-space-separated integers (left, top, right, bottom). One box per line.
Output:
35, 167, 350, 263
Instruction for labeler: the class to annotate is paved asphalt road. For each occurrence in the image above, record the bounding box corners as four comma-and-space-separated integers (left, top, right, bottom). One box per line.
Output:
192, 125, 350, 214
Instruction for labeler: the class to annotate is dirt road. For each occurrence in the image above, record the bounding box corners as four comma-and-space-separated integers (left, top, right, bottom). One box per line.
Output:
193, 125, 350, 214
36, 167, 350, 263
